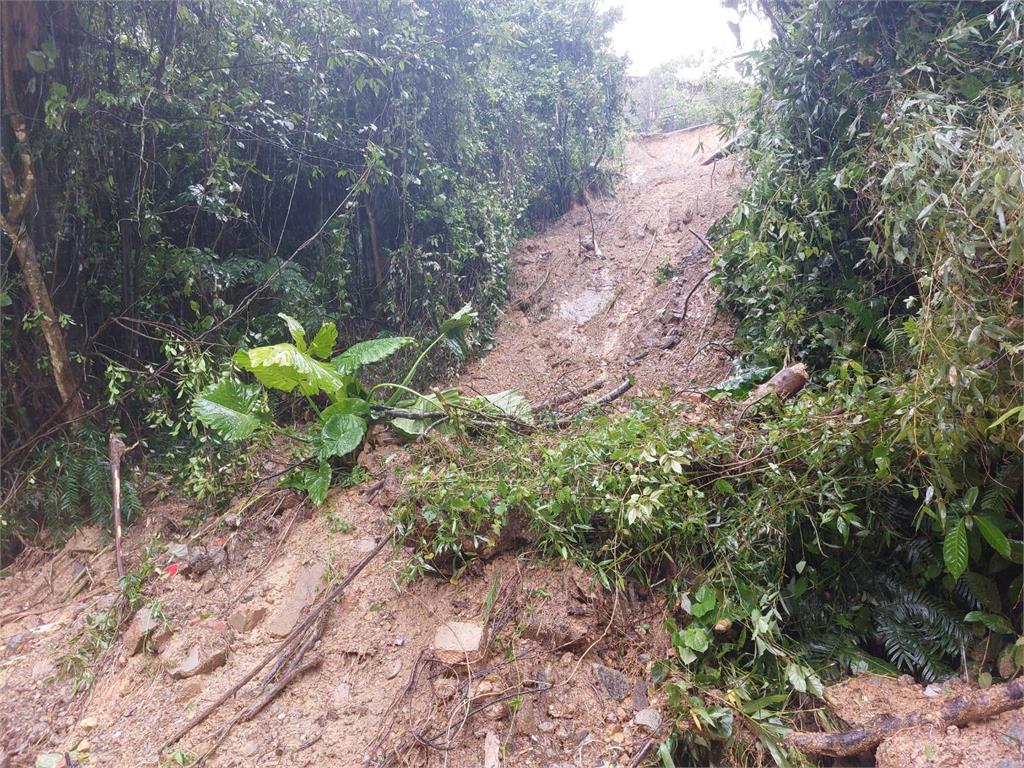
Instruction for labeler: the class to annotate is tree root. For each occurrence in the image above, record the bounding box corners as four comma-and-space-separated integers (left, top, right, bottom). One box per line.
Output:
787, 679, 1024, 758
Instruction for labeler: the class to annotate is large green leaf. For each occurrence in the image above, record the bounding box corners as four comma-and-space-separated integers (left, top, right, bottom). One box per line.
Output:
320, 397, 371, 421
278, 313, 307, 351
308, 322, 338, 359
332, 336, 414, 373
192, 377, 269, 440
973, 514, 1011, 558
477, 390, 533, 423
235, 344, 349, 396
438, 303, 477, 357
283, 461, 332, 505
318, 413, 367, 459
964, 611, 1014, 635
943, 518, 969, 580
389, 391, 455, 436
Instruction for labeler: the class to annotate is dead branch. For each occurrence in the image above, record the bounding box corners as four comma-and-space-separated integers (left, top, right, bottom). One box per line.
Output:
163, 530, 395, 751
537, 376, 606, 410
787, 679, 1024, 758
551, 376, 633, 426
108, 434, 130, 580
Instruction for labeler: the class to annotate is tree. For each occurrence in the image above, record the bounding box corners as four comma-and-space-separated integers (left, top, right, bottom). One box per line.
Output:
1, 0, 85, 424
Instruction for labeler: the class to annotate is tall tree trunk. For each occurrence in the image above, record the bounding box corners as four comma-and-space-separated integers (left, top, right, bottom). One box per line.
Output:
1, 0, 86, 424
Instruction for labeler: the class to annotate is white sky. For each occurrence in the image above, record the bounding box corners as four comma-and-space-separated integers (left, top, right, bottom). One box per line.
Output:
603, 0, 772, 76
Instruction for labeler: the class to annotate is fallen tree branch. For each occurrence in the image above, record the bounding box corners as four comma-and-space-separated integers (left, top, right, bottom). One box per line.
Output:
163, 530, 395, 751
552, 377, 633, 427
787, 679, 1024, 758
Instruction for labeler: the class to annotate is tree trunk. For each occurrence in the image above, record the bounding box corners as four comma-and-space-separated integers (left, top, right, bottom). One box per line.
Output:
5, 228, 85, 422
1, 0, 86, 425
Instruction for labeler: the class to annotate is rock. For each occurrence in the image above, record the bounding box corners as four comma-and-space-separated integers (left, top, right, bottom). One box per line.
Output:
169, 643, 228, 679
36, 754, 75, 768
592, 664, 630, 701
227, 607, 266, 634
188, 545, 226, 577
634, 708, 661, 733
385, 659, 402, 680
483, 731, 501, 768
538, 720, 556, 733
432, 621, 484, 663
78, 716, 97, 731
75, 739, 90, 752
632, 679, 649, 710
165, 542, 190, 560
123, 606, 161, 656
267, 563, 326, 638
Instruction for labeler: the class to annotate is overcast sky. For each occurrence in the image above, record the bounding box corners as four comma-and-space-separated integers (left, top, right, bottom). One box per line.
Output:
603, 0, 772, 76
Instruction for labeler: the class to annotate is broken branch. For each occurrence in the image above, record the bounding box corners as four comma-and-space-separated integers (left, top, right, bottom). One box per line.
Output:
786, 679, 1024, 758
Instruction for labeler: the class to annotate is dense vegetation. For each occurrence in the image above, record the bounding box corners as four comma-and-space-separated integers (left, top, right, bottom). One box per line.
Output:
399, 1, 1023, 763
0, 0, 625, 546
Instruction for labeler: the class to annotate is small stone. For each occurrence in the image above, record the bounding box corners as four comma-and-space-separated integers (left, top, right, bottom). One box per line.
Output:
168, 637, 228, 679
385, 659, 402, 680
175, 680, 203, 703
946, 725, 959, 736
634, 708, 661, 733
227, 607, 266, 634
476, 680, 493, 696
538, 721, 556, 733
75, 739, 90, 752
592, 664, 631, 701
483, 731, 501, 768
713, 618, 732, 633
165, 542, 190, 560
78, 717, 97, 731
432, 621, 483, 663
923, 683, 943, 698
333, 681, 351, 705
240, 741, 260, 757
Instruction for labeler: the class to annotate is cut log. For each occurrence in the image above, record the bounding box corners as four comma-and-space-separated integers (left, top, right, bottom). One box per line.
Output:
758, 362, 810, 401
786, 679, 1024, 758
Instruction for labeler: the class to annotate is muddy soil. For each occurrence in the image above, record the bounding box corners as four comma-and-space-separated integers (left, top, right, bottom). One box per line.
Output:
460, 126, 742, 404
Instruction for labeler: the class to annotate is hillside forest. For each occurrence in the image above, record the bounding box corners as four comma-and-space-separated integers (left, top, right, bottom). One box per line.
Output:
0, 1, 1021, 767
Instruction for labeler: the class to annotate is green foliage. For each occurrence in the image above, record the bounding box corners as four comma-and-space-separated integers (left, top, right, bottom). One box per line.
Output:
2, 0, 626, 546
193, 305, 527, 503
1, 427, 143, 550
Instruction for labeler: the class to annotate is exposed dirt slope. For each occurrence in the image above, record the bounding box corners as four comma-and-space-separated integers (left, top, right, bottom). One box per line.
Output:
0, 128, 739, 768
462, 126, 741, 403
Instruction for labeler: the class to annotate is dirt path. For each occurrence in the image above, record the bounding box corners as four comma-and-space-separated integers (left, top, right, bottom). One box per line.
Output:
0, 128, 740, 768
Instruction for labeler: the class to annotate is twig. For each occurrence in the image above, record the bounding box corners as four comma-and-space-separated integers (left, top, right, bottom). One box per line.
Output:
675, 270, 711, 325
633, 231, 659, 276
687, 227, 716, 256
163, 530, 395, 750
627, 738, 654, 768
